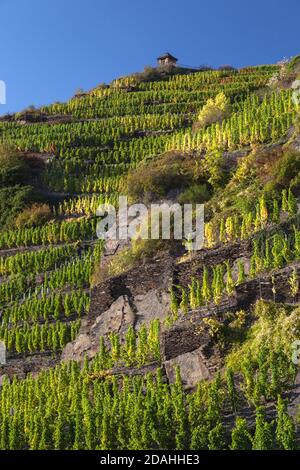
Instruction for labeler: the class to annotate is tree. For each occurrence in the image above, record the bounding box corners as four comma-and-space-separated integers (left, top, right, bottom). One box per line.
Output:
281, 189, 288, 212
294, 226, 300, 259
287, 188, 298, 217
123, 326, 136, 366
264, 238, 272, 269
0, 144, 28, 187
8, 411, 22, 450
180, 288, 189, 315
226, 367, 238, 412
109, 332, 121, 364
202, 267, 211, 304
206, 373, 223, 427
252, 407, 274, 450
0, 415, 9, 449
98, 337, 111, 370
197, 92, 231, 128
190, 425, 208, 450
208, 423, 225, 450
53, 411, 66, 450
230, 417, 252, 450
275, 396, 296, 450
225, 216, 235, 242
219, 218, 226, 244
225, 261, 234, 295
259, 194, 268, 227
82, 397, 96, 450
288, 268, 299, 299
73, 409, 84, 450
205, 222, 215, 248
136, 325, 148, 366
172, 367, 189, 450
237, 260, 246, 284
271, 234, 285, 269
170, 287, 179, 318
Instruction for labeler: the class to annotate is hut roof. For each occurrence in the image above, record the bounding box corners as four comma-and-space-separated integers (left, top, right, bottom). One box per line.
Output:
157, 52, 178, 62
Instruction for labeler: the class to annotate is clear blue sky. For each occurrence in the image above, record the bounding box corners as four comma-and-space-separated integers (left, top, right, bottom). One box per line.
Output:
0, 0, 299, 115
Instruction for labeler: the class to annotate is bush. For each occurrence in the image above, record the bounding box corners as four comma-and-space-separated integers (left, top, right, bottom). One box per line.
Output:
264, 150, 300, 194
0, 185, 33, 229
0, 144, 28, 187
218, 65, 236, 71
178, 183, 211, 204
91, 238, 166, 286
124, 152, 206, 202
287, 54, 300, 73
15, 203, 52, 229
195, 92, 231, 128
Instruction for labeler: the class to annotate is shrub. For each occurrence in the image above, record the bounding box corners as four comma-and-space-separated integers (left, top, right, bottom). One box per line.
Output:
196, 92, 231, 128
0, 185, 33, 229
123, 152, 206, 202
218, 65, 236, 71
15, 203, 52, 229
287, 54, 300, 73
178, 183, 211, 204
91, 238, 166, 286
264, 150, 300, 194
0, 144, 28, 187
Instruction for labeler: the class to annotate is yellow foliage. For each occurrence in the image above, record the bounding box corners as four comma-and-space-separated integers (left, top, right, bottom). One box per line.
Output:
197, 92, 231, 128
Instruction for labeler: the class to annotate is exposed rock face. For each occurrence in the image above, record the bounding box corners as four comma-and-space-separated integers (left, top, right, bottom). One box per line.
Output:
236, 262, 300, 307
0, 353, 60, 383
62, 286, 171, 362
89, 251, 174, 327
62, 235, 300, 384
161, 323, 213, 389
134, 290, 170, 328
162, 324, 211, 361
161, 322, 221, 388
164, 348, 210, 389
62, 332, 92, 362
173, 240, 252, 288
62, 295, 135, 362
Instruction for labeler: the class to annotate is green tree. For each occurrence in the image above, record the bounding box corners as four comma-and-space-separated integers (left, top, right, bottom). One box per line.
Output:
287, 188, 298, 217
201, 267, 211, 304
208, 423, 225, 450
190, 424, 208, 449
226, 367, 238, 412
275, 396, 296, 450
272, 198, 280, 224
252, 407, 274, 450
180, 287, 189, 314
225, 261, 234, 295
230, 417, 252, 450
237, 260, 246, 284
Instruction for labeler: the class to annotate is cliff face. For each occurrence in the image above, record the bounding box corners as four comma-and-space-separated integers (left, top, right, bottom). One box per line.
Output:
60, 232, 300, 389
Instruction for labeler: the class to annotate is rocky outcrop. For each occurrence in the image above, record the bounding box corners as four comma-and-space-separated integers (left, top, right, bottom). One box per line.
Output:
62, 288, 171, 362
62, 229, 300, 381
62, 295, 135, 361
164, 349, 210, 389
0, 353, 60, 384
62, 251, 173, 362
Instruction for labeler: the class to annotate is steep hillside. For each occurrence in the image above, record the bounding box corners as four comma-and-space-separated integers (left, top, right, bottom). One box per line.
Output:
0, 58, 300, 450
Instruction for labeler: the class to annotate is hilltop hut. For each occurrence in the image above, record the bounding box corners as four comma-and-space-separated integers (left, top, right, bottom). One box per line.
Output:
157, 52, 178, 67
